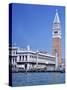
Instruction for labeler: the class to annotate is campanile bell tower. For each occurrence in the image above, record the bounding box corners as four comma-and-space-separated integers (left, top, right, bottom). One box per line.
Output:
52, 9, 62, 66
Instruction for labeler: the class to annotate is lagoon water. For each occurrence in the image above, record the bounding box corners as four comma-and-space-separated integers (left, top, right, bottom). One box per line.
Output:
12, 72, 65, 86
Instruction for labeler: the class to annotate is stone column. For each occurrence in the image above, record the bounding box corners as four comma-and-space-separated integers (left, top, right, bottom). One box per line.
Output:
55, 52, 58, 70
17, 55, 19, 62
16, 55, 19, 71
36, 49, 39, 68
26, 54, 30, 71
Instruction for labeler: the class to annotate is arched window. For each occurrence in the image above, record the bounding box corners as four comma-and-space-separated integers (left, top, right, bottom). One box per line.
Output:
19, 56, 21, 61
54, 31, 58, 34
25, 55, 27, 61
23, 56, 24, 61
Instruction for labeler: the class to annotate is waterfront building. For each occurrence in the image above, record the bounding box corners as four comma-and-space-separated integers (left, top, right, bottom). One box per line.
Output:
9, 45, 56, 71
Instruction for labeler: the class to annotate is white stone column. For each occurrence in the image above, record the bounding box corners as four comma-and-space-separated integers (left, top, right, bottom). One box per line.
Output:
26, 54, 30, 70
36, 49, 39, 68
21, 56, 22, 62
25, 45, 30, 71
17, 55, 19, 62
55, 52, 58, 70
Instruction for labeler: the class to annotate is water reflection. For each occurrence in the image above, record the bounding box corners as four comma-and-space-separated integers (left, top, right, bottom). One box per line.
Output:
12, 72, 65, 86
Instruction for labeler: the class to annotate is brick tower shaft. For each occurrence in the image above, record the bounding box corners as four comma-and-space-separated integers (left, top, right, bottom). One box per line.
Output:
52, 9, 62, 66
52, 38, 62, 64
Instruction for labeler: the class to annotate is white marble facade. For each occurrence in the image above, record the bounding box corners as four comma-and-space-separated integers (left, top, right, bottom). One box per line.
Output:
9, 45, 56, 71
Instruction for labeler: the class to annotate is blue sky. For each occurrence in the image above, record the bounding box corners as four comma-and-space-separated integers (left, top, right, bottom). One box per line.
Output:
11, 3, 65, 58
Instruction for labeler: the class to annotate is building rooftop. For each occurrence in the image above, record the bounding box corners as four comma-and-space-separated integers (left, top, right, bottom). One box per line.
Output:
9, 45, 55, 58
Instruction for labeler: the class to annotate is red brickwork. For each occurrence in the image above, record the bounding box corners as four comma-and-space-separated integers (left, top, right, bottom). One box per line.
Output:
52, 38, 62, 65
